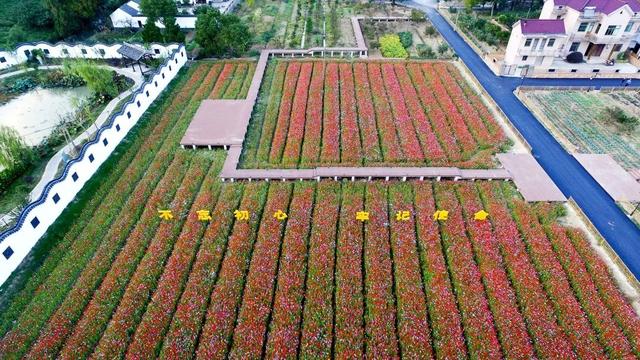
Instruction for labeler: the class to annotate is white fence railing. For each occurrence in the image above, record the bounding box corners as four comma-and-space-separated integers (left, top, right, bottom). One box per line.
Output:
0, 43, 188, 285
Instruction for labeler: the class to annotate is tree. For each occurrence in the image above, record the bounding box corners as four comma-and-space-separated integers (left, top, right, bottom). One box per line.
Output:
195, 8, 252, 57
0, 126, 32, 171
140, 0, 183, 43
43, 0, 99, 36
63, 61, 119, 99
164, 17, 185, 43
379, 34, 409, 58
142, 19, 163, 43
5, 25, 27, 48
0, 126, 34, 193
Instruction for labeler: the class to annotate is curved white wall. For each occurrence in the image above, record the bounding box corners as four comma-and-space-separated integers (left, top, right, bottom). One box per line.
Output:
0, 43, 188, 285
0, 42, 180, 69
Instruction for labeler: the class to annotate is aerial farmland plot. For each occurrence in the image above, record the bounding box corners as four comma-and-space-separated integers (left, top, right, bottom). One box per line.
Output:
241, 60, 510, 169
520, 89, 640, 224
1, 57, 639, 360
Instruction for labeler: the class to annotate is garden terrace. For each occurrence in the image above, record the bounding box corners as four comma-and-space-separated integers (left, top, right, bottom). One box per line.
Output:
240, 59, 509, 170
0, 60, 638, 359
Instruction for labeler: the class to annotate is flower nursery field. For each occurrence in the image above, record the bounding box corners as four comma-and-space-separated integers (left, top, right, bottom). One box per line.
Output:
241, 60, 509, 169
522, 90, 640, 171
0, 60, 639, 360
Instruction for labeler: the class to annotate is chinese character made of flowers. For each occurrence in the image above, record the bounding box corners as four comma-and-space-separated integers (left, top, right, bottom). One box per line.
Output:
356, 211, 370, 222
158, 210, 173, 220
273, 210, 288, 221
197, 210, 212, 221
234, 210, 250, 221
395, 210, 411, 221
433, 210, 448, 221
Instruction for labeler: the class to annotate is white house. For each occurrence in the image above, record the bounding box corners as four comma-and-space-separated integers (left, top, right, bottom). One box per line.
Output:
110, 0, 240, 29
504, 0, 640, 72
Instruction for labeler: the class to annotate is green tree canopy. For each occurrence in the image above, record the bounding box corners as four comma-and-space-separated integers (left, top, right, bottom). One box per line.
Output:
63, 61, 118, 99
379, 34, 409, 59
195, 7, 252, 57
43, 0, 99, 36
0, 126, 31, 171
140, 0, 183, 43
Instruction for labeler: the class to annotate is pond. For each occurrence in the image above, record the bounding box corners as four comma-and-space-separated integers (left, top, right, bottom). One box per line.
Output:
0, 86, 92, 146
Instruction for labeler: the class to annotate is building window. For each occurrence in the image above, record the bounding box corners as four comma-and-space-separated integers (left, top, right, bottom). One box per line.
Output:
547, 38, 555, 47
0, 57, 5, 63
625, 22, 634, 32
31, 217, 40, 229
138, 20, 143, 27
116, 124, 121, 132
43, 49, 50, 55
89, 154, 95, 162
154, 48, 160, 54
24, 50, 31, 57
522, 55, 528, 61
103, 138, 109, 146
613, 44, 623, 51
524, 38, 532, 47
578, 22, 588, 31
3, 247, 14, 259
146, 90, 150, 97
569, 42, 580, 52
81, 48, 88, 55
72, 172, 79, 182
62, 48, 69, 55
127, 111, 131, 119
99, 49, 106, 55
137, 100, 141, 107
605, 25, 620, 35
52, 193, 60, 204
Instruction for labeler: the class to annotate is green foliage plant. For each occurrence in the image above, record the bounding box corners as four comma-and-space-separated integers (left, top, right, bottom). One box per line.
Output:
397, 31, 413, 48
379, 34, 408, 58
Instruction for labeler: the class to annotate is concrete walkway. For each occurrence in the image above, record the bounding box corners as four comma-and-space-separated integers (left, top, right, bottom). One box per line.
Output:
406, 0, 640, 279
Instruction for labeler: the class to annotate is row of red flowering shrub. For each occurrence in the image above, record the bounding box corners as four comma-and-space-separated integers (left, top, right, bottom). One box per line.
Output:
0, 63, 214, 359
242, 60, 510, 169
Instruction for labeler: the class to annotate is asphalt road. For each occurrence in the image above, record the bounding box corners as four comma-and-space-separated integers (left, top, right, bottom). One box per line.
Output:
406, 0, 640, 279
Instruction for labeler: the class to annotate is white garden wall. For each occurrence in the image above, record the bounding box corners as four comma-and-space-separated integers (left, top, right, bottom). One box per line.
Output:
0, 44, 188, 285
0, 42, 180, 70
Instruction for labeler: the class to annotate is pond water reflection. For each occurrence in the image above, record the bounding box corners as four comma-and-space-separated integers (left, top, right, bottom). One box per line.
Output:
0, 86, 91, 146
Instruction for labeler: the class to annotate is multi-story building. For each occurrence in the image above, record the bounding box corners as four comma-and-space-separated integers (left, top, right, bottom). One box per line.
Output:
504, 0, 640, 73
110, 0, 240, 29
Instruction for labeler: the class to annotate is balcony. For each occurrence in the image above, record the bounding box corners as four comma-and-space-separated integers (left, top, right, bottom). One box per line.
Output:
584, 31, 635, 44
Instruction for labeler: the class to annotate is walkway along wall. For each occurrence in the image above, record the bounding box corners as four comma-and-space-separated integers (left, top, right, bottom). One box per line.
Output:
0, 44, 188, 285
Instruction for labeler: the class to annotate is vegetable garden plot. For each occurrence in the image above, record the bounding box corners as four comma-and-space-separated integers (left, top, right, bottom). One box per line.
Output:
522, 90, 640, 170
241, 60, 509, 169
0, 61, 638, 360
